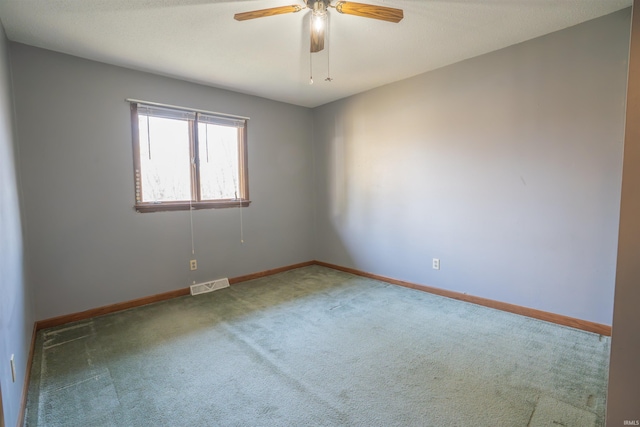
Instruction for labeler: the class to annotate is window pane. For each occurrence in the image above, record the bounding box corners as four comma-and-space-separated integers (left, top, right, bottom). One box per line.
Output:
138, 115, 191, 202
198, 123, 240, 200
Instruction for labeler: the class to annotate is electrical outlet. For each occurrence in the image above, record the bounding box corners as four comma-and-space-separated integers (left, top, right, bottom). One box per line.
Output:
10, 354, 15, 382
190, 259, 197, 271
432, 258, 440, 270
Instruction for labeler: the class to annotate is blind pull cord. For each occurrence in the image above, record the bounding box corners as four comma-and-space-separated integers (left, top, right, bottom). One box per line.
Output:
235, 190, 244, 244
190, 157, 196, 256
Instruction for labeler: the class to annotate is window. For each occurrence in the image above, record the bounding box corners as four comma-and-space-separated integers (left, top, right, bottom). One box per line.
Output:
130, 102, 249, 212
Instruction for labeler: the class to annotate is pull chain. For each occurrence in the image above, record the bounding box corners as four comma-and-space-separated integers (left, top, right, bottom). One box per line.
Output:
309, 48, 314, 85
325, 13, 333, 82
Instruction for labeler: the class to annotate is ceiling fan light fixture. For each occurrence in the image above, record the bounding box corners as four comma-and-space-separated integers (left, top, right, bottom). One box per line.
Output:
312, 13, 326, 33
312, 1, 328, 23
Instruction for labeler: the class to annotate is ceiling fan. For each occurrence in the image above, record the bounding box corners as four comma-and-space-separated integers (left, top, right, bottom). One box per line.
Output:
234, 1, 404, 53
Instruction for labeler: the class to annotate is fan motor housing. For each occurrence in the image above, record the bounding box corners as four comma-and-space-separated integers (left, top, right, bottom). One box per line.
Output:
306, 0, 330, 13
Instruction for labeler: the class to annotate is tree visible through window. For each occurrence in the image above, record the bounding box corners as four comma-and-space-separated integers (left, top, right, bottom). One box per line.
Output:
130, 102, 249, 212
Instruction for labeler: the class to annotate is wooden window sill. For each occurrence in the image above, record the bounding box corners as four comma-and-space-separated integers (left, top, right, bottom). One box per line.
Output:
135, 200, 251, 213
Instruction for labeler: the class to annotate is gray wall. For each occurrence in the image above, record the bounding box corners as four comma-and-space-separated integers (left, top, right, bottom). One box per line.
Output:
312, 9, 630, 326
0, 27, 34, 427
607, 1, 640, 423
10, 43, 315, 320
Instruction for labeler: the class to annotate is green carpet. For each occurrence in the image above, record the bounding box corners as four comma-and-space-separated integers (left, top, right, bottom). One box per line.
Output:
24, 266, 610, 426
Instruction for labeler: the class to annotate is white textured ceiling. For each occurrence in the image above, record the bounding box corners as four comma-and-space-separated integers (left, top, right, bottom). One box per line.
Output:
0, 0, 632, 107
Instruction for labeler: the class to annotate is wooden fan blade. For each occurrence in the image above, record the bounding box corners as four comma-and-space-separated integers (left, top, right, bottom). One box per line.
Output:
234, 5, 303, 21
334, 1, 403, 23
310, 25, 325, 53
